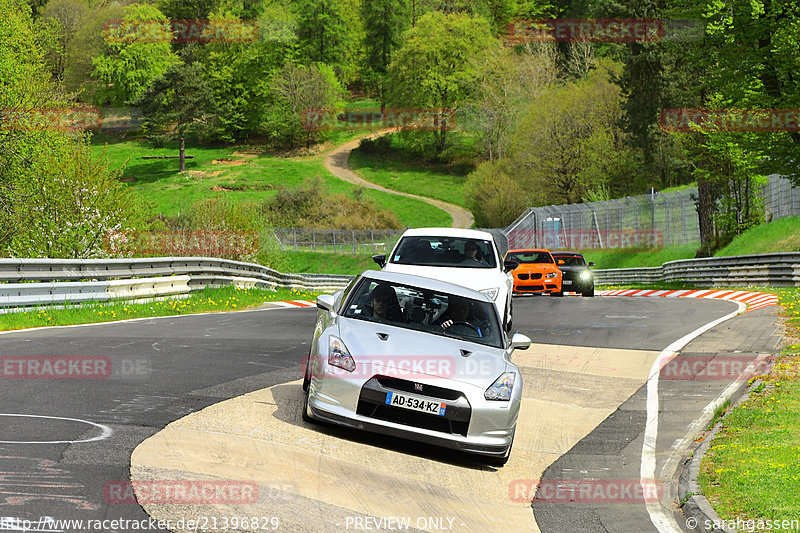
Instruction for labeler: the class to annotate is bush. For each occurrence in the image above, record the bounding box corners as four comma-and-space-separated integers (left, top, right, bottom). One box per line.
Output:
7, 140, 144, 258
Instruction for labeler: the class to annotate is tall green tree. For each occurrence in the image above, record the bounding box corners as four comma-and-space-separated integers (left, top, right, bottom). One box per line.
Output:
387, 11, 496, 153
361, 0, 409, 110
132, 62, 217, 172
294, 0, 353, 76
91, 4, 179, 107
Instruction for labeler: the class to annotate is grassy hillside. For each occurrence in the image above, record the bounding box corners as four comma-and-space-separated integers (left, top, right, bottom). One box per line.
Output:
715, 216, 800, 256
580, 244, 698, 269
349, 142, 473, 208
90, 133, 452, 227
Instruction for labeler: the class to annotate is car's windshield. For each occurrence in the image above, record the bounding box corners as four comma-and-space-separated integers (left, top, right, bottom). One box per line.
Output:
342, 278, 503, 348
553, 255, 586, 266
389, 236, 497, 269
506, 251, 554, 264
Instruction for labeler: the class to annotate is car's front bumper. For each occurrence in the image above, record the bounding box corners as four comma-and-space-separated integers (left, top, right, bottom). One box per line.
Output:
307, 371, 518, 457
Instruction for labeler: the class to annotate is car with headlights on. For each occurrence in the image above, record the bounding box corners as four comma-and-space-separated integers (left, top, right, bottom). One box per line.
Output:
301, 270, 531, 466
372, 228, 517, 332
504, 249, 563, 296
551, 251, 595, 297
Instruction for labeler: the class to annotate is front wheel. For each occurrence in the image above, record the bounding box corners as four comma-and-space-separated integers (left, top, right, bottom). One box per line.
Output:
302, 384, 315, 424
552, 291, 563, 297
583, 287, 595, 297
504, 299, 513, 333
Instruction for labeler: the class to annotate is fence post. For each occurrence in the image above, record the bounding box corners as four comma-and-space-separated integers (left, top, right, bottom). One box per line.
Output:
293, 228, 297, 252
332, 230, 335, 254
352, 230, 356, 254
312, 229, 316, 252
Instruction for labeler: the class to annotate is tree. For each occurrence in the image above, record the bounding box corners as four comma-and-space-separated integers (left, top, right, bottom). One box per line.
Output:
40, 0, 88, 80
133, 62, 217, 172
294, 0, 353, 76
268, 62, 345, 147
91, 4, 179, 106
465, 43, 557, 161
361, 0, 409, 110
387, 11, 496, 153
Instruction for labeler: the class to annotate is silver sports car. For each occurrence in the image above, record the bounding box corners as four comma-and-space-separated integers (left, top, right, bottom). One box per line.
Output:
301, 270, 531, 466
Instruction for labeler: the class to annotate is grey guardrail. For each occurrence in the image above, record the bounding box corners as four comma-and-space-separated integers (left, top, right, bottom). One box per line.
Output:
0, 258, 354, 310
592, 252, 800, 287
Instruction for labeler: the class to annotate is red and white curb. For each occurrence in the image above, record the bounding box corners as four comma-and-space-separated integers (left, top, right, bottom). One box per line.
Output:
597, 288, 779, 312
273, 300, 316, 308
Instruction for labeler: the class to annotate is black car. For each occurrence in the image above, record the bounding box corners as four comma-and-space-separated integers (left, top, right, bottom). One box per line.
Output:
551, 251, 594, 297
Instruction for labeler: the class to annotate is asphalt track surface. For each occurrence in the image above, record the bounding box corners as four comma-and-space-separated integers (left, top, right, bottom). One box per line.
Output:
0, 296, 778, 532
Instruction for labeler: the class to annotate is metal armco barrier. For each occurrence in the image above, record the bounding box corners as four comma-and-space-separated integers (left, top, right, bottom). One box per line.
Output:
592, 253, 800, 287
0, 258, 354, 310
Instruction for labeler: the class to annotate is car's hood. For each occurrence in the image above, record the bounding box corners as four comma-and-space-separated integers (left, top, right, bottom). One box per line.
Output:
337, 318, 509, 390
514, 263, 560, 273
383, 263, 506, 293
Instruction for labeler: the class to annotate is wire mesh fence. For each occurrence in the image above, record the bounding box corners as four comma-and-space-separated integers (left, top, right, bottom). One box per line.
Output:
268, 175, 798, 254
271, 228, 406, 255
504, 174, 800, 250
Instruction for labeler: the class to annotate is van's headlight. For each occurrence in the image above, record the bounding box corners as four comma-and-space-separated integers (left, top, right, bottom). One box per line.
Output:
480, 288, 499, 300
328, 335, 356, 372
485, 372, 515, 401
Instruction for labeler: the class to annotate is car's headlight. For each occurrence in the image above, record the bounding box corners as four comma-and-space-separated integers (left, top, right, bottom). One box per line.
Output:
545, 272, 559, 278
485, 372, 516, 401
480, 288, 499, 300
580, 270, 592, 280
328, 335, 356, 372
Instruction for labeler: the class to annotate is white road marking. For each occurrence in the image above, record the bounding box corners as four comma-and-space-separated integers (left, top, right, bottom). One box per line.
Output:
641, 300, 746, 533
0, 414, 113, 444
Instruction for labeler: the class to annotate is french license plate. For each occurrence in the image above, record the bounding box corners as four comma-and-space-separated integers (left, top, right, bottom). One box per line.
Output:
563, 280, 572, 285
385, 391, 446, 416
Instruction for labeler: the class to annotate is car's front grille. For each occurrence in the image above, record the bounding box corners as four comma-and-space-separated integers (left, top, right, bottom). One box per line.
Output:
517, 273, 529, 280
357, 377, 471, 437
376, 376, 462, 400
356, 401, 469, 436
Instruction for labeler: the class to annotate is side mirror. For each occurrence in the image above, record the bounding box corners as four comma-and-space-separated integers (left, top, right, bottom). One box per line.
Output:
510, 333, 531, 351
372, 254, 387, 268
588, 261, 595, 267
557, 259, 565, 265
316, 294, 335, 312
503, 260, 519, 272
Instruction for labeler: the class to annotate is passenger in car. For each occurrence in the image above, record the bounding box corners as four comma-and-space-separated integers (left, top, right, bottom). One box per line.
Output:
363, 283, 405, 322
463, 241, 489, 266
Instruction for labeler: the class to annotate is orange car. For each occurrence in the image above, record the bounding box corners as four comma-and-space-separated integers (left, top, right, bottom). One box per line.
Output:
504, 249, 563, 296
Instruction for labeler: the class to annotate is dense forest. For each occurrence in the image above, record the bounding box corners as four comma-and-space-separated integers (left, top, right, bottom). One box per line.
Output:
2, 0, 799, 258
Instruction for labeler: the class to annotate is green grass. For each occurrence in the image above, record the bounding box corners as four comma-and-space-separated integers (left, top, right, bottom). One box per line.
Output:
283, 251, 378, 275
90, 133, 451, 227
580, 244, 698, 269
348, 142, 473, 208
715, 216, 800, 256
659, 181, 697, 194
0, 286, 322, 331
697, 287, 800, 523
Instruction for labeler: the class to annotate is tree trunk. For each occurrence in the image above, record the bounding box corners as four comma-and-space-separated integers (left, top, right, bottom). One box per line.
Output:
179, 132, 186, 173
696, 176, 714, 255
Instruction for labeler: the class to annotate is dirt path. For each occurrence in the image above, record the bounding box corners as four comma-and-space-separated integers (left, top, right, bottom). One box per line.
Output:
323, 134, 474, 229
